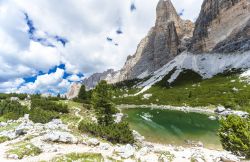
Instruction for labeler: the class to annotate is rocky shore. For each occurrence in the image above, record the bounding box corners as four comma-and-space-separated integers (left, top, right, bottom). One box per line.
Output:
117, 104, 249, 118
0, 114, 242, 162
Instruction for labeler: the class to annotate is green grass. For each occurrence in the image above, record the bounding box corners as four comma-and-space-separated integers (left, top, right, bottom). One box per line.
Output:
113, 72, 250, 113
6, 142, 42, 159
0, 136, 10, 143
0, 122, 20, 132
49, 153, 104, 162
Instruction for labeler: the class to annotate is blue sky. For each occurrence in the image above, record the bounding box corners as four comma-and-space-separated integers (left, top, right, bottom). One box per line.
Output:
0, 0, 203, 95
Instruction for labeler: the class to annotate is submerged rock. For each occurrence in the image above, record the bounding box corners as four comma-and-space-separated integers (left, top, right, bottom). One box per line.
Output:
208, 116, 216, 120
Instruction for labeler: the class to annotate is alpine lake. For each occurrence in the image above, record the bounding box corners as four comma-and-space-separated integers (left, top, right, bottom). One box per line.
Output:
122, 108, 221, 149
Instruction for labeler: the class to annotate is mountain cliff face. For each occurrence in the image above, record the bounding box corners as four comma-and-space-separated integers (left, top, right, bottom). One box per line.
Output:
190, 0, 250, 53
82, 0, 194, 89
82, 69, 117, 90
116, 0, 194, 81
66, 83, 81, 99
79, 0, 250, 92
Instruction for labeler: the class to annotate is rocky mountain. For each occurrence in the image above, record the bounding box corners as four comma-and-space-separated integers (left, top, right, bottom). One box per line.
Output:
82, 0, 194, 89
82, 69, 118, 90
79, 0, 250, 91
66, 83, 81, 99
190, 0, 250, 53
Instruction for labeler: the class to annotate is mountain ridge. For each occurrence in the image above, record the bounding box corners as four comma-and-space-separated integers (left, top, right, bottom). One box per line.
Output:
79, 0, 250, 92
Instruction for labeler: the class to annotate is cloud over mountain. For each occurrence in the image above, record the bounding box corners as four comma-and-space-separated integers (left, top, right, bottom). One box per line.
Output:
0, 0, 203, 94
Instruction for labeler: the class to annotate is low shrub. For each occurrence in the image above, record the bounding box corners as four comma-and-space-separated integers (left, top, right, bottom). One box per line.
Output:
0, 136, 10, 143
78, 121, 134, 144
29, 108, 59, 124
0, 93, 27, 100
0, 100, 28, 120
31, 98, 69, 113
218, 115, 250, 158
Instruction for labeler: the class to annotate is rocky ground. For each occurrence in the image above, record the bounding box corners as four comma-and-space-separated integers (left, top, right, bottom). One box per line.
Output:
0, 106, 243, 162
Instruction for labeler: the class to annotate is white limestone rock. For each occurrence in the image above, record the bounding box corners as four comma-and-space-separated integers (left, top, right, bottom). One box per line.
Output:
113, 113, 124, 123
7, 154, 19, 160
87, 138, 100, 146
114, 144, 136, 159
42, 131, 78, 144
139, 153, 159, 162
0, 122, 7, 127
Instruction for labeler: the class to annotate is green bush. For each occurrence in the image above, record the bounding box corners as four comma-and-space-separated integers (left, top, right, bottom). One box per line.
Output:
0, 93, 27, 100
0, 100, 28, 120
92, 80, 117, 126
0, 136, 10, 143
78, 121, 134, 144
218, 115, 250, 158
31, 98, 69, 113
29, 108, 59, 124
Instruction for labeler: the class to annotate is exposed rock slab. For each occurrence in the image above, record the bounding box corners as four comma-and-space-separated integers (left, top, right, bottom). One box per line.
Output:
82, 0, 194, 89
66, 83, 81, 99
190, 0, 250, 53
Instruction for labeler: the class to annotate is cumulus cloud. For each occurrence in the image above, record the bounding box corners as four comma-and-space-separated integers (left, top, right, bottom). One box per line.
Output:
0, 0, 203, 94
0, 78, 25, 93
18, 68, 70, 94
67, 75, 84, 82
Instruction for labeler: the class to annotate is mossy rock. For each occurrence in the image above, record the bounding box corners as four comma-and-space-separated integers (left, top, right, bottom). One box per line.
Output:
6, 142, 42, 159
0, 136, 10, 143
49, 153, 104, 162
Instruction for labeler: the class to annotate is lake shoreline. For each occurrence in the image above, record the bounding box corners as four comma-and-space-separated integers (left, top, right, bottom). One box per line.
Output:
117, 104, 216, 116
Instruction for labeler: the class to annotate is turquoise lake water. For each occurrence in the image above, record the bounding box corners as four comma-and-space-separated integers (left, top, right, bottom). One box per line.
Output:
122, 108, 221, 149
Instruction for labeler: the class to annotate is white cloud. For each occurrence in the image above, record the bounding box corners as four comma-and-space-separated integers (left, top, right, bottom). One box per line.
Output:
18, 68, 70, 94
0, 78, 25, 93
20, 41, 61, 72
67, 75, 84, 82
0, 0, 203, 94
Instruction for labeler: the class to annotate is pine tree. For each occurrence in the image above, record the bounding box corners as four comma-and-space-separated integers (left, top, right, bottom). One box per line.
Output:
218, 115, 250, 158
78, 85, 88, 101
91, 80, 115, 126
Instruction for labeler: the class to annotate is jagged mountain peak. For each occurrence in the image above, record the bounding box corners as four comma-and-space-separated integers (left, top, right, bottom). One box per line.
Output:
156, 0, 180, 27
79, 0, 249, 91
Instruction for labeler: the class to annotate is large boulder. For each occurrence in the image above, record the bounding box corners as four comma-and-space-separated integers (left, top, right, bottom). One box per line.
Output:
42, 131, 78, 144
15, 121, 34, 136
45, 119, 68, 130
0, 130, 18, 139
